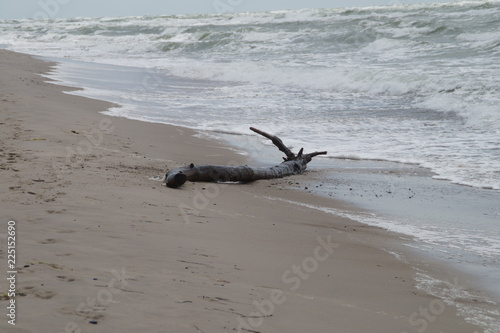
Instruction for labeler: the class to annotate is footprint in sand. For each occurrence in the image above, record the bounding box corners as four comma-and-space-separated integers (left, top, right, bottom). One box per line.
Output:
34, 290, 56, 300
39, 238, 57, 244
56, 229, 75, 234
56, 276, 76, 282
47, 209, 64, 214
19, 286, 56, 300
6, 153, 19, 161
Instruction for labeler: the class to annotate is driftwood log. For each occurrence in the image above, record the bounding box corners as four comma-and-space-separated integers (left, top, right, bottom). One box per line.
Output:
165, 127, 327, 188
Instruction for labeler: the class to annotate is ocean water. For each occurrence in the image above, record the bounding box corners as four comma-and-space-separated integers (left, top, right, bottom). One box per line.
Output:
2, 1, 500, 329
1, 0, 499, 189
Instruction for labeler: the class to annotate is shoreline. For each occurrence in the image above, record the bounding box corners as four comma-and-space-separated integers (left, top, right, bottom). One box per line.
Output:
294, 158, 500, 303
0, 49, 496, 332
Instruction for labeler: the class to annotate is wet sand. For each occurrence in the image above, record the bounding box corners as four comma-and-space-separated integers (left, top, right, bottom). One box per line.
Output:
0, 49, 489, 332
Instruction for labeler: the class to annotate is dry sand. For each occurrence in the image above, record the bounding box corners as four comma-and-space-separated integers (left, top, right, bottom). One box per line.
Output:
0, 50, 485, 332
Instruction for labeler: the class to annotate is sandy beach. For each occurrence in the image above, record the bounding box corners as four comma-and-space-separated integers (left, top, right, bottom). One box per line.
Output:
0, 49, 488, 332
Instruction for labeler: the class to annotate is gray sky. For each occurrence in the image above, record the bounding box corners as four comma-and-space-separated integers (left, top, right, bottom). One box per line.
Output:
0, 0, 446, 20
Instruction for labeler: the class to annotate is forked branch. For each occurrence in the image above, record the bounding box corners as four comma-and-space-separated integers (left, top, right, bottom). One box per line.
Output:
165, 127, 327, 188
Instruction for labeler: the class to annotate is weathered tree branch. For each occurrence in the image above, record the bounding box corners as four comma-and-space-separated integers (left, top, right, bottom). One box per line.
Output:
165, 127, 327, 188
249, 127, 295, 161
